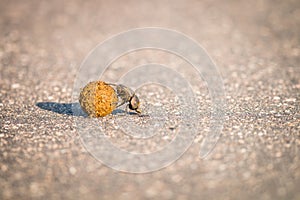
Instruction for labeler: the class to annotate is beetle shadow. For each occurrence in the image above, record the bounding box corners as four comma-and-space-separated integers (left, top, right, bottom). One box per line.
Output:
36, 102, 129, 116
36, 102, 86, 116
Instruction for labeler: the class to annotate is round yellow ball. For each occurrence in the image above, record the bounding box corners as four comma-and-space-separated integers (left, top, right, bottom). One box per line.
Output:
79, 81, 118, 117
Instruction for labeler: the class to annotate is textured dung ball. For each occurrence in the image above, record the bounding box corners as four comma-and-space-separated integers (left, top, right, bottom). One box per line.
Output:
79, 81, 118, 117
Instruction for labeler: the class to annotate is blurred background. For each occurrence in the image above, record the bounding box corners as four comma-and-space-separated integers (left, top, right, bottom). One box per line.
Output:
0, 0, 299, 199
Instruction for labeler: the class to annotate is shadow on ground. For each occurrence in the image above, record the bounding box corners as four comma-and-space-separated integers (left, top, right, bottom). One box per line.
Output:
36, 102, 128, 116
36, 102, 86, 116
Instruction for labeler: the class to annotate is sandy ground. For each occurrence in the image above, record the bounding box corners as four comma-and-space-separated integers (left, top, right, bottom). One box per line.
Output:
0, 0, 299, 199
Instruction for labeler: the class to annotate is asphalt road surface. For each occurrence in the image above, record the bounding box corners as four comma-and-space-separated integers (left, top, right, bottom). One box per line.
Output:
0, 0, 299, 200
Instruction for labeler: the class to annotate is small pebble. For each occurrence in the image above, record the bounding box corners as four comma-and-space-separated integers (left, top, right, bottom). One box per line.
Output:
11, 83, 20, 89
69, 167, 77, 175
273, 96, 280, 100
285, 98, 296, 102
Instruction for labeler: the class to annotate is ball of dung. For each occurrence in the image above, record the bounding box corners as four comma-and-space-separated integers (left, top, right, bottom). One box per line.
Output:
79, 81, 118, 117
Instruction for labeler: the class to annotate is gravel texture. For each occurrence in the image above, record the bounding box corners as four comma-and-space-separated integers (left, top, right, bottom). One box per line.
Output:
0, 0, 299, 200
